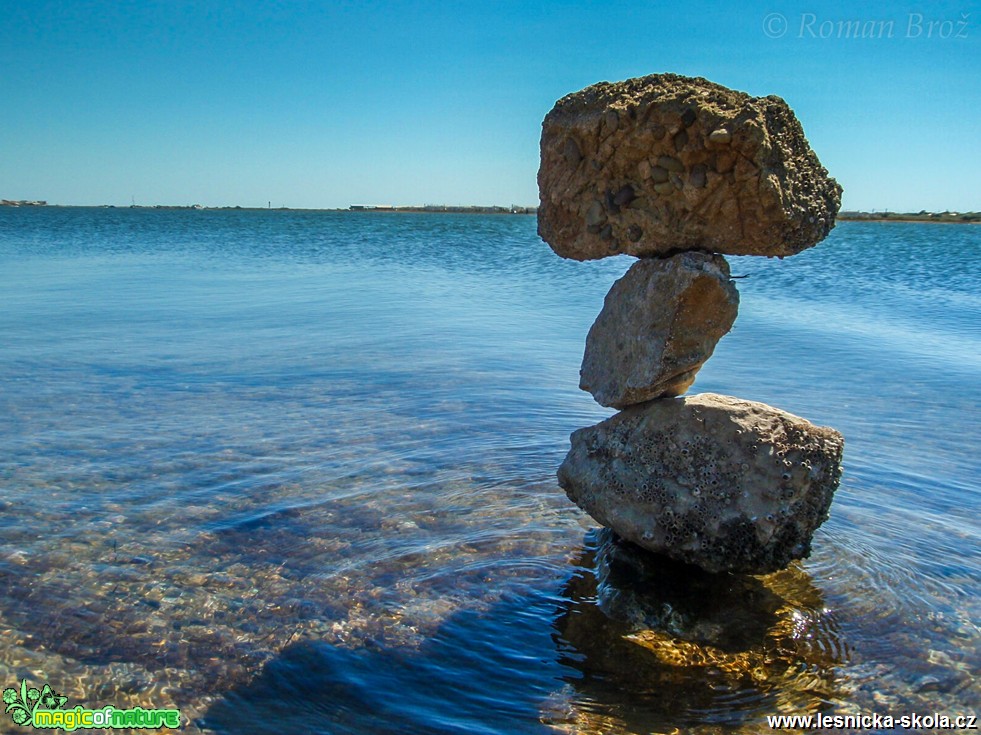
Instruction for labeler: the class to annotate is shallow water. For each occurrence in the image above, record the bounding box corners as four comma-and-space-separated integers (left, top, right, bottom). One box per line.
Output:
0, 209, 978, 733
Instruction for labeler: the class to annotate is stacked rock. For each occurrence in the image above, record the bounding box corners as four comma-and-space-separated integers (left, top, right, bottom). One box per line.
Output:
539, 73, 845, 575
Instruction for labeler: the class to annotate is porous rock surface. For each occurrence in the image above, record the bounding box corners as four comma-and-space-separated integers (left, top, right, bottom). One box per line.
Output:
581, 252, 738, 408
557, 393, 844, 574
538, 73, 842, 260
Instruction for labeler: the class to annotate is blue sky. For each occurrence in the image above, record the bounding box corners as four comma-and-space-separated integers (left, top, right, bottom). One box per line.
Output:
2, 0, 978, 210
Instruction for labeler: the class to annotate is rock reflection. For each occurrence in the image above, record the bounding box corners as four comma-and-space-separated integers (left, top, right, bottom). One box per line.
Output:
548, 529, 848, 734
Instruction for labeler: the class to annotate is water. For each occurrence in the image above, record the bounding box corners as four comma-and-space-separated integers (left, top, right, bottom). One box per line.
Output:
0, 208, 978, 733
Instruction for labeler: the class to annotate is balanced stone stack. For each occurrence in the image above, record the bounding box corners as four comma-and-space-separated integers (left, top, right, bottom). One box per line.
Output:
539, 73, 845, 575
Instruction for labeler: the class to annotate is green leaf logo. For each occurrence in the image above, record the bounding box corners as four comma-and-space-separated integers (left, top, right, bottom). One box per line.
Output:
3, 679, 68, 728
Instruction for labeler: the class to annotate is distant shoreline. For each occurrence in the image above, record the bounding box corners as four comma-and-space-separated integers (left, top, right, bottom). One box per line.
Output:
3, 202, 978, 223
837, 210, 980, 224
0, 202, 538, 215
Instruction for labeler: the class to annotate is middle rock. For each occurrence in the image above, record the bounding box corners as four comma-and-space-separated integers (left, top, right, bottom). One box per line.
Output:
581, 252, 738, 409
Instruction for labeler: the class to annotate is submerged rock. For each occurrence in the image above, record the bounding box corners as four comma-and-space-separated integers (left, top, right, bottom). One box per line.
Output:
586, 529, 781, 649
549, 529, 846, 732
537, 73, 842, 261
557, 393, 844, 574
580, 252, 738, 408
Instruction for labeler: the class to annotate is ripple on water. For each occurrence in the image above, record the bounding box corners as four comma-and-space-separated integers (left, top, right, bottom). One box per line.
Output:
0, 211, 978, 732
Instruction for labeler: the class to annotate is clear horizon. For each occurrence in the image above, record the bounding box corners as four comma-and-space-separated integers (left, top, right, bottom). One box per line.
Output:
2, 1, 979, 212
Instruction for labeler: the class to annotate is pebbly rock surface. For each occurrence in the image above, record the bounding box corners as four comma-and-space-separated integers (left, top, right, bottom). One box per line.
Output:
580, 251, 738, 408
557, 393, 844, 574
538, 73, 842, 261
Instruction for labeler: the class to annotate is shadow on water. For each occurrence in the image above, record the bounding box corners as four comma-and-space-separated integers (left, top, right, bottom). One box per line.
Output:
200, 529, 848, 735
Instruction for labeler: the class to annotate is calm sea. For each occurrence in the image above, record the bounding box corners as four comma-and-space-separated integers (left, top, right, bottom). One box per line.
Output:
0, 208, 978, 734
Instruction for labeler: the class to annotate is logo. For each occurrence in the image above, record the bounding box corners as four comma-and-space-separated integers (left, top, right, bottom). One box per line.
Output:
3, 679, 181, 731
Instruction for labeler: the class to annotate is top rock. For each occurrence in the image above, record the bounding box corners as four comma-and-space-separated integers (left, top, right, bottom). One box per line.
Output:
538, 73, 842, 260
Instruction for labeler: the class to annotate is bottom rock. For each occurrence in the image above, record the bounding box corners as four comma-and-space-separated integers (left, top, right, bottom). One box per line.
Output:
557, 393, 844, 574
